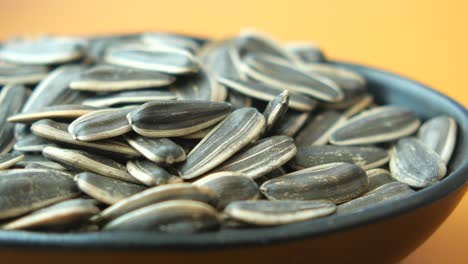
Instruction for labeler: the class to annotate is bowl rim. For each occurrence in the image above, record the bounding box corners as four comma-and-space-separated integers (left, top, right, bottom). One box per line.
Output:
0, 61, 467, 250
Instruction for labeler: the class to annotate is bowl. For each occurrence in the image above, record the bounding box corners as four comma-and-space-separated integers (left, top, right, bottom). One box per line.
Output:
0, 62, 467, 263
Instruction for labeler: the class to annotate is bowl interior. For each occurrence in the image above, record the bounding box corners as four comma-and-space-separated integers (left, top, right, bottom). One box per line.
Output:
0, 62, 467, 249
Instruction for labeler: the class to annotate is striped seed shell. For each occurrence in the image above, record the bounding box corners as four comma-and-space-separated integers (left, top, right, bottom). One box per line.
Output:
0, 153, 25, 170
418, 116, 457, 164
180, 125, 214, 139
270, 109, 309, 137
141, 32, 201, 54
0, 84, 28, 153
82, 90, 177, 108
285, 42, 326, 63
7, 104, 97, 123
390, 137, 447, 188
295, 110, 347, 147
342, 94, 374, 117
224, 200, 336, 226
93, 183, 218, 223
126, 160, 183, 186
290, 145, 389, 171
69, 64, 175, 92
0, 169, 79, 220
366, 169, 396, 192
215, 136, 297, 179
193, 172, 259, 209
76, 172, 146, 205
180, 107, 266, 179
1, 199, 100, 230
127, 100, 232, 137
125, 135, 186, 164
330, 106, 421, 145
263, 90, 289, 132
17, 154, 67, 171
169, 70, 218, 101
31, 119, 141, 157
337, 182, 414, 214
261, 163, 368, 204
68, 107, 135, 141
0, 64, 48, 85
42, 146, 140, 184
103, 200, 220, 232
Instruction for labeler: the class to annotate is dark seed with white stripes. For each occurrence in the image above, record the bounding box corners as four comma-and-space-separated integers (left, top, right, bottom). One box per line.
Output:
125, 135, 186, 164
193, 172, 259, 209
180, 108, 266, 179
0, 153, 25, 170
82, 91, 176, 108
215, 136, 296, 179
261, 163, 368, 204
286, 42, 326, 63
330, 106, 421, 145
263, 91, 289, 132
103, 200, 219, 233
0, 64, 48, 85
2, 199, 99, 230
169, 70, 219, 101
76, 172, 146, 205
0, 84, 28, 153
93, 183, 217, 223
17, 154, 67, 171
224, 200, 336, 226
69, 65, 175, 92
31, 119, 140, 157
270, 110, 309, 137
8, 104, 97, 123
43, 146, 140, 184
418, 116, 457, 164
126, 160, 183, 186
390, 137, 446, 188
290, 145, 389, 171
128, 100, 232, 137
0, 169, 78, 220
337, 182, 414, 214
295, 110, 347, 147
366, 169, 395, 192
68, 107, 135, 141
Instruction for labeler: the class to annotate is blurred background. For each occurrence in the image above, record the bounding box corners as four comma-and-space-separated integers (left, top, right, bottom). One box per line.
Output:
0, 0, 466, 263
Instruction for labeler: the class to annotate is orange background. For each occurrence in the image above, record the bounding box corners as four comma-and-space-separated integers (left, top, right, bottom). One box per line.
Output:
0, 0, 466, 263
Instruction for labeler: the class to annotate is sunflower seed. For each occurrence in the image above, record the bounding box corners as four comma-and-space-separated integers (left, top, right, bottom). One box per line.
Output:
0, 84, 28, 153
0, 169, 78, 220
200, 40, 244, 80
193, 172, 259, 209
285, 42, 326, 63
342, 94, 374, 117
126, 160, 182, 186
31, 119, 140, 157
8, 104, 97, 123
218, 77, 317, 111
24, 163, 67, 171
261, 163, 368, 204
180, 126, 214, 139
82, 91, 177, 108
169, 70, 218, 101
103, 200, 219, 232
241, 54, 343, 102
124, 135, 186, 164
228, 90, 253, 109
215, 136, 296, 179
263, 91, 289, 132
141, 32, 201, 54
390, 137, 446, 188
21, 65, 87, 113
418, 116, 457, 164
0, 36, 86, 65
0, 64, 48, 85
290, 145, 389, 171
105, 44, 200, 74
366, 169, 395, 192
330, 106, 421, 145
17, 154, 67, 170
68, 107, 134, 141
42, 146, 140, 184
0, 153, 25, 170
69, 65, 175, 92
128, 100, 232, 137
85, 34, 141, 62
93, 183, 217, 223
270, 109, 309, 137
2, 198, 99, 230
180, 108, 266, 179
337, 182, 414, 214
295, 110, 347, 147
76, 172, 146, 205
224, 200, 335, 226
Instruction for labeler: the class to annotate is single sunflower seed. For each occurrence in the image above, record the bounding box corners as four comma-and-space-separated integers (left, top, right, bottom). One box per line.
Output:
0, 64, 48, 85
126, 160, 183, 187
418, 116, 457, 164
169, 70, 219, 101
366, 169, 396, 192
0, 153, 25, 170
141, 32, 201, 54
263, 90, 289, 132
7, 104, 97, 124
0, 84, 28, 153
82, 91, 177, 108
17, 154, 68, 171
295, 110, 347, 147
124, 135, 186, 164
270, 109, 309, 137
285, 42, 326, 63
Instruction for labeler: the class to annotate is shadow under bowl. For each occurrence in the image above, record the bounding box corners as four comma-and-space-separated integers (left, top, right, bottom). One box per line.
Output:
0, 62, 467, 263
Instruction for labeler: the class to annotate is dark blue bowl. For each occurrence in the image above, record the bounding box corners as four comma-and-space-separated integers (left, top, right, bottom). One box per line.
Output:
0, 62, 467, 263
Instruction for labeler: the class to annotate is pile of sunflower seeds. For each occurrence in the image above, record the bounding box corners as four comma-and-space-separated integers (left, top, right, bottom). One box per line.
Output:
0, 30, 458, 233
